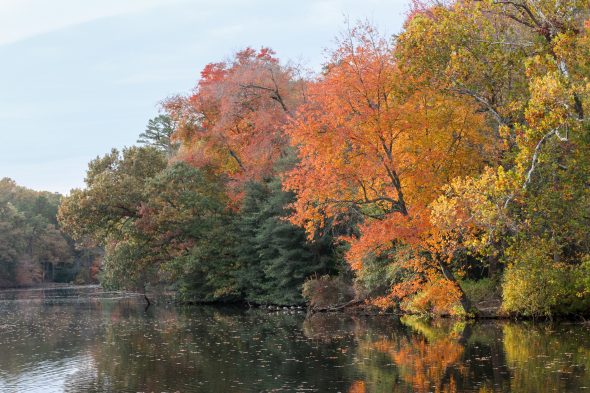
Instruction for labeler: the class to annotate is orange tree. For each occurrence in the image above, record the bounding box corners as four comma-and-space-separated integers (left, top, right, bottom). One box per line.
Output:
164, 48, 307, 200
284, 23, 493, 313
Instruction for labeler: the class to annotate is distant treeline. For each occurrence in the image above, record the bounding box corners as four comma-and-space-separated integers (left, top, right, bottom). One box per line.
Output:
0, 178, 100, 288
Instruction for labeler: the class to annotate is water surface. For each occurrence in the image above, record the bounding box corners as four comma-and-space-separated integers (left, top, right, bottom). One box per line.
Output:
0, 286, 589, 392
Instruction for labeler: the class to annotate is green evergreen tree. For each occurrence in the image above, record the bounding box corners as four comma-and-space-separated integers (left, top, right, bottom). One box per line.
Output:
137, 115, 178, 156
235, 178, 337, 305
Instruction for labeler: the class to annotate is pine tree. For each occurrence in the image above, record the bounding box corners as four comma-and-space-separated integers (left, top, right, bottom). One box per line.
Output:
235, 178, 337, 305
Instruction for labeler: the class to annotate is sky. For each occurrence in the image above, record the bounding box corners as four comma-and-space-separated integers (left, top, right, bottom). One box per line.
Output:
0, 0, 409, 194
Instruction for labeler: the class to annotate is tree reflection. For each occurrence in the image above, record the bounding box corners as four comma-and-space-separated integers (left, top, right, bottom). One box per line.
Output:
3, 289, 590, 393
347, 316, 465, 392
63, 306, 355, 392
503, 323, 590, 393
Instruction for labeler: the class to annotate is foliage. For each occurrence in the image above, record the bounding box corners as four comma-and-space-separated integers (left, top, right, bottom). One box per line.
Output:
502, 238, 590, 317
284, 22, 490, 313
57, 1, 590, 315
137, 114, 179, 156
0, 178, 93, 287
353, 251, 405, 301
164, 47, 306, 199
396, 0, 590, 316
148, 163, 238, 301
459, 278, 499, 305
302, 275, 355, 309
58, 146, 168, 246
234, 178, 339, 305
59, 148, 237, 296
59, 145, 334, 304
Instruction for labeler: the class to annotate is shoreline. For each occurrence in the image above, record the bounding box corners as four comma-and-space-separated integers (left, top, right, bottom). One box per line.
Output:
3, 284, 588, 322
0, 283, 100, 292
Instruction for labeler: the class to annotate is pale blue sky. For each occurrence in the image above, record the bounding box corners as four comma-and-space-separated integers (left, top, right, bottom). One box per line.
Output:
0, 0, 408, 194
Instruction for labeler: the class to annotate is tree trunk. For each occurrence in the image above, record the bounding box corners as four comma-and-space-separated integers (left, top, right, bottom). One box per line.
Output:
488, 255, 498, 278
439, 261, 473, 314
142, 283, 151, 310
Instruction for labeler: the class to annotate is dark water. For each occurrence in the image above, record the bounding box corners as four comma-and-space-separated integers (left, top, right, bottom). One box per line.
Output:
0, 287, 589, 392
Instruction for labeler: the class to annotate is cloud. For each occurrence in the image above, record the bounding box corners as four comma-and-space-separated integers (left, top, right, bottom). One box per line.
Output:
0, 0, 179, 46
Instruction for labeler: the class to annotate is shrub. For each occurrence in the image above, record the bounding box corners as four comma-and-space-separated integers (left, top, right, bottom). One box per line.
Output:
353, 252, 404, 300
502, 239, 590, 317
402, 277, 463, 316
460, 278, 499, 304
302, 275, 354, 308
74, 267, 91, 285
575, 256, 590, 290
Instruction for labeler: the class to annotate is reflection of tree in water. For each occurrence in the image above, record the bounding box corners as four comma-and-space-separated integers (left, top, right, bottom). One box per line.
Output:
302, 312, 359, 342
345, 316, 515, 393
60, 309, 590, 393
388, 337, 463, 392
348, 380, 367, 393
347, 316, 466, 393
63, 306, 357, 392
503, 323, 590, 393
393, 317, 466, 393
4, 291, 590, 393
303, 313, 405, 392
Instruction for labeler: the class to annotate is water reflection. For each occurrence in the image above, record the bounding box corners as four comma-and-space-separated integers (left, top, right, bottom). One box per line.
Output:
0, 287, 589, 392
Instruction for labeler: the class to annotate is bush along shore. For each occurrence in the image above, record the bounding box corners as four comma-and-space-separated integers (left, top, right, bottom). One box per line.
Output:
56, 0, 590, 320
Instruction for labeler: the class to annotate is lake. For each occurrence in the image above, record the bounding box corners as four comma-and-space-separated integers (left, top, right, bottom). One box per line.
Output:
0, 286, 589, 392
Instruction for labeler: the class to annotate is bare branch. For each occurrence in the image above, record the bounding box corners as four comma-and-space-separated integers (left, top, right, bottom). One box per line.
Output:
452, 87, 509, 127
523, 128, 557, 189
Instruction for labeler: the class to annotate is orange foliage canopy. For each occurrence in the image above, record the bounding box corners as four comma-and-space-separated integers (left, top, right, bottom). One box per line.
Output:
284, 23, 492, 308
164, 47, 306, 197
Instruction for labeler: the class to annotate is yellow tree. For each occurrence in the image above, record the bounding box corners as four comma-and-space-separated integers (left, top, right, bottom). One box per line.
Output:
397, 0, 590, 195
400, 0, 590, 315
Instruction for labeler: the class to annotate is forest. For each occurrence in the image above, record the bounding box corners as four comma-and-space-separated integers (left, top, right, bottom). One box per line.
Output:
56, 0, 590, 318
0, 178, 100, 288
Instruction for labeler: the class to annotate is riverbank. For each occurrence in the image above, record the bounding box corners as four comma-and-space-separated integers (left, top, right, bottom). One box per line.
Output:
0, 282, 100, 291
9, 283, 580, 322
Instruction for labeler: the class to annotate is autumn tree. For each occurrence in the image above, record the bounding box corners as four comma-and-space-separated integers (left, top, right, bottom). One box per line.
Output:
397, 0, 590, 196
283, 23, 491, 313
54, 4, 590, 315
58, 147, 168, 244
400, 0, 590, 315
0, 178, 82, 287
164, 47, 307, 197
58, 147, 168, 292
0, 201, 28, 286
132, 162, 237, 301
58, 144, 242, 301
